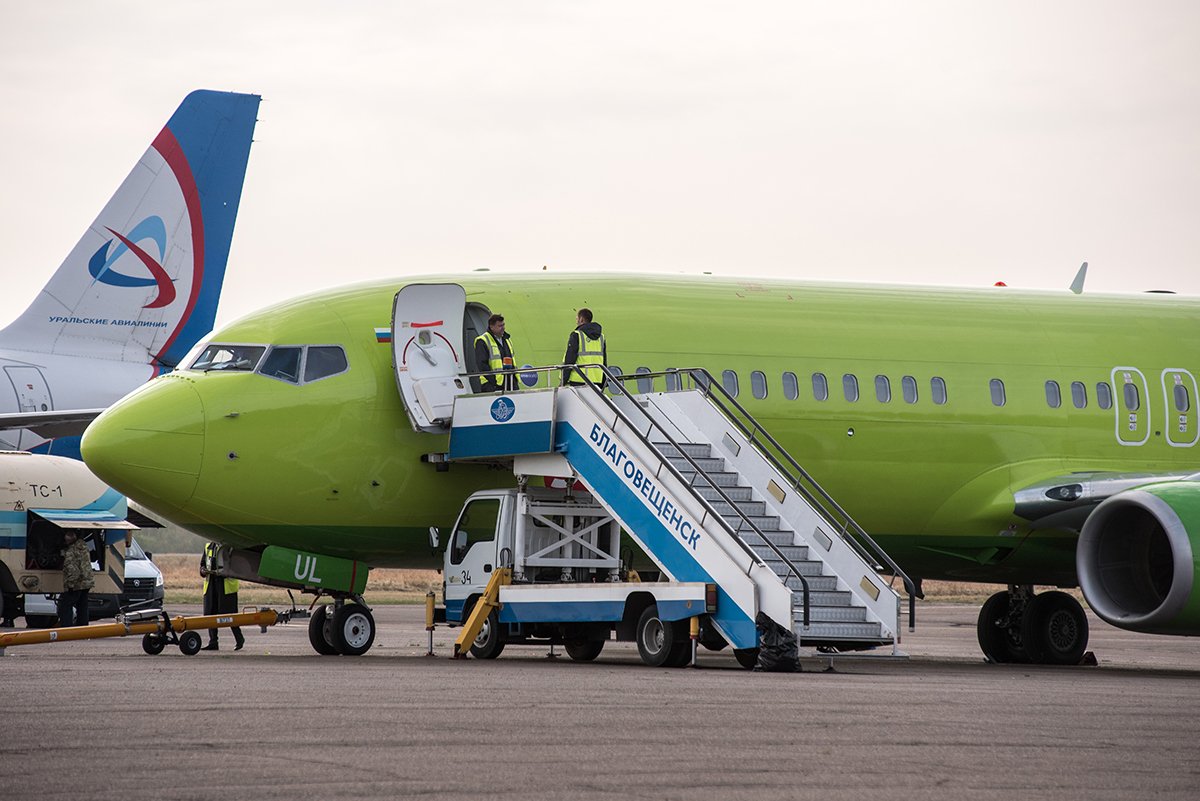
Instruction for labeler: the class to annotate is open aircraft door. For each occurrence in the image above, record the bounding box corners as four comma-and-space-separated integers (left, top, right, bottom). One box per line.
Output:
1111, 367, 1150, 446
392, 284, 469, 433
1161, 369, 1198, 448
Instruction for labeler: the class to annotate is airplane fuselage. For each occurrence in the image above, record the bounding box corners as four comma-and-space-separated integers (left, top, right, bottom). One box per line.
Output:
81, 273, 1200, 587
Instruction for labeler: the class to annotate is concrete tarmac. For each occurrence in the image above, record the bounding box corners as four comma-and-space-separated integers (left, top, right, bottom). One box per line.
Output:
1, 603, 1197, 801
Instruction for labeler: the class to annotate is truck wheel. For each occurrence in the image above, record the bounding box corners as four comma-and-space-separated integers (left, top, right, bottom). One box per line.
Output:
636, 605, 681, 667
733, 648, 759, 670
308, 605, 339, 655
179, 630, 203, 656
142, 633, 166, 655
330, 604, 376, 656
565, 639, 605, 662
469, 609, 505, 659
665, 640, 692, 668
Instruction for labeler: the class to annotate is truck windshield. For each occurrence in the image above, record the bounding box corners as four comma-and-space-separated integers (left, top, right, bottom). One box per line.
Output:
126, 538, 148, 560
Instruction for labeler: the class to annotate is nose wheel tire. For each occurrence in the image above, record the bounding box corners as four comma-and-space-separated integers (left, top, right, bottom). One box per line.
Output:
329, 603, 376, 656
308, 605, 339, 655
1021, 591, 1088, 665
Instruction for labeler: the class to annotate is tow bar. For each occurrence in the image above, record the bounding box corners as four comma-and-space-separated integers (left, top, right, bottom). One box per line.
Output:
0, 607, 302, 656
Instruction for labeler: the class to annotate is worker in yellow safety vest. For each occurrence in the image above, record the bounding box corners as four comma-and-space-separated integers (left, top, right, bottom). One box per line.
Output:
473, 313, 519, 392
200, 541, 244, 651
563, 307, 606, 387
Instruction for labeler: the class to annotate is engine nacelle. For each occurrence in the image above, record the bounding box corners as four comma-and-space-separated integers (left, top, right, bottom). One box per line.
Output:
1077, 482, 1200, 635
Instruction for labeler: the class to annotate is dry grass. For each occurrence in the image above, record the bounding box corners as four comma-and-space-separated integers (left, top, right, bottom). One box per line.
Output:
156, 553, 1076, 606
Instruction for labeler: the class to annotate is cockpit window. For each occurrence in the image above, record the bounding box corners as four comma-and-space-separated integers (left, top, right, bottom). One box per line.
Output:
304, 346, 349, 382
258, 347, 303, 384
190, 344, 265, 372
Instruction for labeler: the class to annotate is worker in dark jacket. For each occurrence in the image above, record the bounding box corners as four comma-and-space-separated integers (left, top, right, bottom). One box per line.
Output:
473, 313, 519, 392
563, 308, 606, 387
200, 541, 245, 651
58, 530, 95, 627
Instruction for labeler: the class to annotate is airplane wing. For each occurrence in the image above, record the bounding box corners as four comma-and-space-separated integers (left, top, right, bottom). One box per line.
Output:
0, 408, 106, 438
1013, 469, 1200, 531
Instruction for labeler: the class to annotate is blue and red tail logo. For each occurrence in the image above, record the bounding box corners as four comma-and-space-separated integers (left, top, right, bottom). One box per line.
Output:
87, 215, 176, 309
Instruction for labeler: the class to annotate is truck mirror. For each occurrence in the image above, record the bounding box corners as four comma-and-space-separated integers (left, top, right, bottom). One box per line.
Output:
428, 526, 440, 550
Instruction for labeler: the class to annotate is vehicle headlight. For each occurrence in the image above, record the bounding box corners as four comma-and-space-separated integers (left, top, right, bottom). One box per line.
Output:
155, 573, 164, 587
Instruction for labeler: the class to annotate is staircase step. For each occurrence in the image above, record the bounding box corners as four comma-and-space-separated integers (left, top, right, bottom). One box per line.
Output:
707, 500, 767, 517
754, 545, 811, 564
793, 604, 867, 623
723, 515, 781, 532
651, 442, 712, 459
787, 588, 853, 606
795, 621, 886, 642
694, 485, 753, 502
678, 471, 741, 488
666, 456, 727, 473
771, 573, 838, 591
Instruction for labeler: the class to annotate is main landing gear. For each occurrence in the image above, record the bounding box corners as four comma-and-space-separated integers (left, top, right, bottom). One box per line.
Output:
307, 596, 377, 656
976, 585, 1089, 665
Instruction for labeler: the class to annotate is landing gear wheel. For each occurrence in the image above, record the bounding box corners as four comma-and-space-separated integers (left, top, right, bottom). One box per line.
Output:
1021, 591, 1088, 665
141, 633, 166, 655
636, 606, 682, 667
565, 639, 605, 662
308, 605, 339, 655
733, 648, 760, 670
179, 630, 203, 656
329, 604, 376, 656
977, 591, 1028, 664
469, 609, 505, 659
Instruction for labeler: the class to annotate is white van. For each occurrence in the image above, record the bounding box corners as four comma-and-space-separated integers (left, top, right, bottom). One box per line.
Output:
21, 536, 165, 627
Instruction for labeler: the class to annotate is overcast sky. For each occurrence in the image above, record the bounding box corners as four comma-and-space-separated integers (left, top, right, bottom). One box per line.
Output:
3, 2, 1198, 328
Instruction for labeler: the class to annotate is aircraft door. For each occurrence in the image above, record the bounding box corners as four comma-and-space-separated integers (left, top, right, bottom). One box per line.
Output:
392, 284, 469, 433
5, 366, 52, 413
444, 496, 503, 622
1161, 369, 1198, 448
1111, 367, 1150, 446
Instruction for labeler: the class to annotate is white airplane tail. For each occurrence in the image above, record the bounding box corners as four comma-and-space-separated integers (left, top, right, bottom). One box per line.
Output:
0, 90, 260, 369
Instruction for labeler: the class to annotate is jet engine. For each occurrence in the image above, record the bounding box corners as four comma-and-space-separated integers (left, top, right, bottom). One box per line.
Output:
1077, 482, 1200, 635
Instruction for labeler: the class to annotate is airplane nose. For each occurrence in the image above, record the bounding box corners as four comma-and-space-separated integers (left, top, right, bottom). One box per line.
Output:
82, 375, 205, 511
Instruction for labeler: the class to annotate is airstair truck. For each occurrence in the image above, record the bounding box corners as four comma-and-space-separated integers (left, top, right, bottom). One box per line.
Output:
438, 485, 725, 667
0, 452, 135, 625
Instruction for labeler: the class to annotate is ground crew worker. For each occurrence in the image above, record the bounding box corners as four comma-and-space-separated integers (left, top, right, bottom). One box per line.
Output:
563, 307, 606, 387
58, 530, 94, 627
473, 313, 519, 392
200, 541, 244, 651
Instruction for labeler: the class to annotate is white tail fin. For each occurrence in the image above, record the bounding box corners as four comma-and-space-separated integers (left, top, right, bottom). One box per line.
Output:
0, 90, 260, 369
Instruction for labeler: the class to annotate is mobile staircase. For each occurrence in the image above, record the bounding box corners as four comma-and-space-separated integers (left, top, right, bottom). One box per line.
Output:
439, 366, 918, 654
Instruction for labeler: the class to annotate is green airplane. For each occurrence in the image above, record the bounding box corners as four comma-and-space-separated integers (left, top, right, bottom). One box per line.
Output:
80, 273, 1200, 662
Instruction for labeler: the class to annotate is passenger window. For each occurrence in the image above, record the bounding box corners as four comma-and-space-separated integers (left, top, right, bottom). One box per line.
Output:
751, 371, 767, 400
931, 377, 947, 405
1071, 381, 1087, 409
902, 375, 918, 404
1096, 382, 1113, 410
665, 368, 681, 392
722, 370, 739, 398
990, 379, 1006, 407
449, 498, 500, 565
607, 366, 623, 395
843, 374, 859, 402
303, 346, 348, 382
635, 367, 653, 394
259, 347, 302, 384
1045, 380, 1061, 409
812, 372, 829, 402
1123, 382, 1140, 411
874, 375, 891, 403
1174, 384, 1190, 413
782, 371, 799, 401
